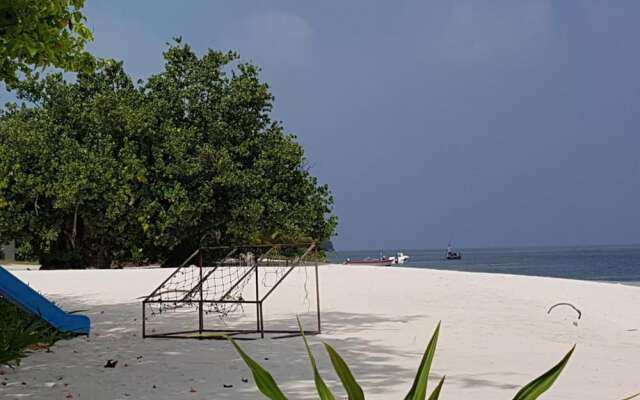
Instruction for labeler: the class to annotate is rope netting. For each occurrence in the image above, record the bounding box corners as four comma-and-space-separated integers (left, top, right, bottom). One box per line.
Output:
144, 245, 314, 319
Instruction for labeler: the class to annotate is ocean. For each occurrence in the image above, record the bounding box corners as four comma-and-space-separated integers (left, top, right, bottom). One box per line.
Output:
329, 245, 640, 283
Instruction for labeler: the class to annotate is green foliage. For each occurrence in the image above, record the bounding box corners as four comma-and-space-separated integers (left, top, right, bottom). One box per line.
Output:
0, 62, 149, 268
427, 377, 445, 400
512, 345, 574, 400
15, 240, 36, 262
227, 337, 288, 400
298, 318, 335, 400
405, 322, 440, 400
0, 296, 73, 367
0, 40, 336, 268
323, 342, 364, 400
0, 0, 95, 86
228, 322, 581, 399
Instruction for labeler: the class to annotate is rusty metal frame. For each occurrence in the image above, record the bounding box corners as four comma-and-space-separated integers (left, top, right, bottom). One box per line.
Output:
142, 243, 321, 339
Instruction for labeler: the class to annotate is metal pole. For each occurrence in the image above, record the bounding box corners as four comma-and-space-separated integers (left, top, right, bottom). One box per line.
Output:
259, 302, 265, 338
198, 252, 204, 335
255, 264, 261, 333
315, 259, 321, 334
142, 302, 146, 338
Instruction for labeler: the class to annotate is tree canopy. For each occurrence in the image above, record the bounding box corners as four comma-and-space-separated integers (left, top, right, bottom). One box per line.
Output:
0, 0, 95, 86
0, 41, 336, 268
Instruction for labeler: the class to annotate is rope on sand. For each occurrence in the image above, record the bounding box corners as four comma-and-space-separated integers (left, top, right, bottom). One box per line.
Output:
547, 302, 582, 319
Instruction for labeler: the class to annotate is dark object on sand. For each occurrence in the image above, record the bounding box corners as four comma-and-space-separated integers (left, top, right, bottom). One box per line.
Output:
104, 359, 118, 368
547, 302, 582, 319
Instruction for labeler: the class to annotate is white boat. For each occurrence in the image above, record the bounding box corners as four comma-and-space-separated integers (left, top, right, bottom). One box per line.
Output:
388, 252, 410, 264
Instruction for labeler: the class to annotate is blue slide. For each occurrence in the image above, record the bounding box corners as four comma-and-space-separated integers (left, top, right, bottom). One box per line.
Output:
0, 266, 90, 335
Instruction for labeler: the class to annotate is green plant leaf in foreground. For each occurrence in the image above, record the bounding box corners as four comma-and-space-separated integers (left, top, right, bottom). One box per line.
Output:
227, 338, 288, 400
297, 317, 335, 400
512, 345, 575, 400
323, 341, 365, 400
1, 297, 75, 367
427, 376, 445, 400
227, 321, 632, 400
405, 321, 441, 400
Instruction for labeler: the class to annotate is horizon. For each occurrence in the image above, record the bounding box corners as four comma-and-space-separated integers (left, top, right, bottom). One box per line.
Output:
333, 241, 640, 253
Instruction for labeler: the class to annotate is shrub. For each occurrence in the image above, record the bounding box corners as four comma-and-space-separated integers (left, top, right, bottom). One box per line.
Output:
0, 297, 74, 367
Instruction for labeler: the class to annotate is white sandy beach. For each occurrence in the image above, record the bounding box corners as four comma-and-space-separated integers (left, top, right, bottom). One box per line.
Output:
1, 265, 640, 399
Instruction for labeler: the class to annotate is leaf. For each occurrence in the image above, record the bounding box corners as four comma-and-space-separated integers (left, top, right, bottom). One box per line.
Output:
427, 376, 445, 400
297, 316, 335, 400
620, 393, 640, 400
512, 346, 575, 400
26, 45, 38, 57
323, 341, 365, 400
227, 337, 288, 400
405, 322, 441, 400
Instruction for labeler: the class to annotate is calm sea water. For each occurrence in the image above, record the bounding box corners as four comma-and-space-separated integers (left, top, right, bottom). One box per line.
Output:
329, 246, 640, 282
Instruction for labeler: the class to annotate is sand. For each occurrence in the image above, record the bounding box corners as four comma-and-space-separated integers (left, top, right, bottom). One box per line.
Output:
1, 265, 640, 399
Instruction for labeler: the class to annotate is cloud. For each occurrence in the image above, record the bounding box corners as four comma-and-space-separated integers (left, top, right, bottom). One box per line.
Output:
238, 13, 314, 73
426, 0, 553, 66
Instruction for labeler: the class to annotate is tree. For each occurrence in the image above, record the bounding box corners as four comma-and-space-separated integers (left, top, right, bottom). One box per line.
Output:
0, 62, 150, 268
0, 0, 95, 86
0, 41, 336, 268
142, 40, 337, 263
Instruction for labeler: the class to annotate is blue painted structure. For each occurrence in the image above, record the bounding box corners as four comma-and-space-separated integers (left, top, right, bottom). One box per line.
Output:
0, 266, 90, 335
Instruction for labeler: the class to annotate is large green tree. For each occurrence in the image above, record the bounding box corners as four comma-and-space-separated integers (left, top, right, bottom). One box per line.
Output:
0, 0, 95, 86
0, 41, 336, 268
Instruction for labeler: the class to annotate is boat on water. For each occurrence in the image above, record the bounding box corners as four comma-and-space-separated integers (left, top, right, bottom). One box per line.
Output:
390, 252, 410, 264
446, 243, 462, 260
345, 252, 410, 266
344, 257, 393, 266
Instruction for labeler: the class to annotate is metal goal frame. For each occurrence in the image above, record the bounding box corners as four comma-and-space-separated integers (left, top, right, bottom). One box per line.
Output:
142, 243, 321, 339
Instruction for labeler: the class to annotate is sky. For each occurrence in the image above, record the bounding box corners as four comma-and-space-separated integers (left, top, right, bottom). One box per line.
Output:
3, 1, 640, 250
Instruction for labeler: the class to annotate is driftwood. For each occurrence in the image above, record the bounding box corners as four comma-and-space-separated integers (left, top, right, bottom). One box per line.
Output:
547, 302, 582, 319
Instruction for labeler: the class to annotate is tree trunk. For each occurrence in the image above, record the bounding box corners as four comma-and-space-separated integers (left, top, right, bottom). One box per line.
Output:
85, 244, 112, 269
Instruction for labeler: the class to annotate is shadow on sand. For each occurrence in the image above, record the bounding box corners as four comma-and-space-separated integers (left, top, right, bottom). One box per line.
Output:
1, 296, 522, 399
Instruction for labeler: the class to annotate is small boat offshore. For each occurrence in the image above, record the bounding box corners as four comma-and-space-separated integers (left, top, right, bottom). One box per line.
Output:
345, 252, 410, 266
446, 243, 462, 260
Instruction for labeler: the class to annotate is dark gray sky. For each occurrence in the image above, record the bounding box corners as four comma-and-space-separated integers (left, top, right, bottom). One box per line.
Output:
4, 1, 640, 250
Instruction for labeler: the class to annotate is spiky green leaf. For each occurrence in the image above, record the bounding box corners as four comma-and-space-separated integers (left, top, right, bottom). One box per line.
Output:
427, 376, 445, 400
512, 346, 575, 400
323, 341, 365, 400
227, 338, 288, 400
405, 321, 441, 400
298, 317, 335, 400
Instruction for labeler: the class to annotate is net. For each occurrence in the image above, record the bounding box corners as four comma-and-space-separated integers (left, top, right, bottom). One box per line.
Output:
144, 244, 315, 320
